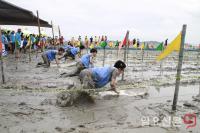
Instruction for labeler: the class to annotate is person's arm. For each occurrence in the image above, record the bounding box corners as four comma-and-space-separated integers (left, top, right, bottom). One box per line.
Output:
55, 54, 60, 67
110, 69, 119, 94
89, 56, 94, 68
58, 52, 67, 60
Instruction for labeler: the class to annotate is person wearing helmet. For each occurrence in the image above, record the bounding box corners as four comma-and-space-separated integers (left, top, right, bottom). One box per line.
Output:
79, 60, 126, 94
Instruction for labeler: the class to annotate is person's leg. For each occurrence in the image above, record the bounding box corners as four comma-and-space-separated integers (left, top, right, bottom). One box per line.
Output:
8, 43, 11, 54
5, 44, 8, 51
64, 50, 70, 60
68, 62, 85, 77
69, 52, 75, 60
60, 62, 81, 77
11, 43, 15, 54
79, 70, 95, 89
42, 54, 50, 67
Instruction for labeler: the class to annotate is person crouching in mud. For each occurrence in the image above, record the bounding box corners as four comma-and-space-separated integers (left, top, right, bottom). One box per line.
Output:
60, 48, 98, 77
79, 60, 126, 94
60, 45, 85, 60
37, 47, 65, 68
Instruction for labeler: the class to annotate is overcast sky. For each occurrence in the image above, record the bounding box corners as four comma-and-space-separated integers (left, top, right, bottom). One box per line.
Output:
4, 0, 200, 44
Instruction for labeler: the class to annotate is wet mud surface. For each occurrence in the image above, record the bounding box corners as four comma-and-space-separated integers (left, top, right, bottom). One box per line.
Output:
0, 50, 199, 133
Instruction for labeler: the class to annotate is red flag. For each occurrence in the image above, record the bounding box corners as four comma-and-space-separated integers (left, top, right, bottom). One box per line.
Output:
0, 35, 2, 53
0, 41, 2, 53
119, 31, 129, 50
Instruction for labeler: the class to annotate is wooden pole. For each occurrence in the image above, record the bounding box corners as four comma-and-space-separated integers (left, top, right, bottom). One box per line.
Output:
0, 54, 5, 84
127, 42, 129, 66
29, 35, 32, 62
197, 46, 200, 97
198, 80, 200, 97
14, 31, 18, 69
0, 27, 5, 84
58, 26, 61, 39
36, 10, 41, 57
172, 24, 187, 111
141, 45, 144, 63
160, 42, 164, 76
122, 30, 129, 80
117, 48, 119, 59
51, 21, 55, 46
58, 26, 61, 47
103, 47, 106, 66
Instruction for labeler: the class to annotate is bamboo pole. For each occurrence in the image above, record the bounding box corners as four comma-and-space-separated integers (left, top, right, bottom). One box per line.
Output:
121, 30, 129, 80
36, 10, 41, 58
127, 42, 129, 66
103, 47, 106, 67
58, 26, 62, 47
172, 24, 187, 111
160, 42, 164, 76
0, 27, 5, 84
117, 48, 119, 59
141, 46, 144, 63
29, 35, 32, 62
197, 46, 200, 97
58, 26, 61, 39
51, 21, 55, 46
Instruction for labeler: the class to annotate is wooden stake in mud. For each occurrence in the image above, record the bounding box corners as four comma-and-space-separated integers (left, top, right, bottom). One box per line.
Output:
197, 46, 200, 97
36, 10, 41, 58
0, 54, 5, 84
160, 42, 164, 75
103, 46, 106, 67
51, 21, 55, 46
172, 24, 187, 111
0, 27, 5, 84
58, 25, 61, 39
14, 34, 19, 69
141, 43, 145, 63
117, 48, 119, 59
58, 25, 61, 47
121, 30, 129, 80
29, 35, 32, 62
127, 41, 129, 66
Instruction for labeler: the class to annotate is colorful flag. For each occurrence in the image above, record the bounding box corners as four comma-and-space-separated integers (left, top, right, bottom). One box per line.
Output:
89, 43, 94, 49
108, 41, 114, 47
0, 39, 2, 53
133, 42, 137, 48
156, 42, 164, 51
114, 40, 119, 47
119, 31, 129, 50
25, 37, 31, 48
140, 43, 145, 50
156, 32, 181, 61
100, 41, 107, 48
0, 42, 7, 56
145, 43, 149, 50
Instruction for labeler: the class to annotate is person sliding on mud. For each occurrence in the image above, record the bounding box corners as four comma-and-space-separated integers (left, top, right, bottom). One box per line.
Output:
37, 47, 65, 68
59, 45, 85, 60
60, 48, 98, 77
79, 60, 126, 94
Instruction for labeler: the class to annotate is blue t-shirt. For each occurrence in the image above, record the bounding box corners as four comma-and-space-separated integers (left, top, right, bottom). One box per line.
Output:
45, 50, 57, 61
80, 54, 91, 68
91, 66, 114, 88
63, 45, 73, 51
70, 47, 79, 56
10, 34, 15, 43
1, 34, 8, 45
15, 32, 21, 44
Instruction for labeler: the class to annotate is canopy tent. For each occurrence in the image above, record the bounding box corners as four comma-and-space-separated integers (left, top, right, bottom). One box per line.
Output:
0, 0, 52, 84
0, 0, 51, 27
